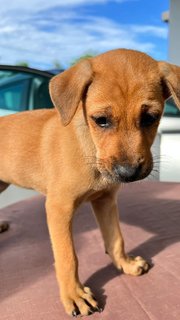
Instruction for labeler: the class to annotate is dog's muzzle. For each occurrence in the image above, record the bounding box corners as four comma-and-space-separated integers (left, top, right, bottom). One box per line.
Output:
112, 163, 146, 183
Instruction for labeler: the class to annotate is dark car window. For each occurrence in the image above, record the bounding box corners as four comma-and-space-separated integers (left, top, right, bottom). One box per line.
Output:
0, 71, 30, 111
164, 97, 180, 117
32, 78, 53, 109
0, 69, 54, 112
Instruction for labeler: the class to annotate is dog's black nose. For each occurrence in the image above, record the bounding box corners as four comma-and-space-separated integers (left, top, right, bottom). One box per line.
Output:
113, 163, 142, 182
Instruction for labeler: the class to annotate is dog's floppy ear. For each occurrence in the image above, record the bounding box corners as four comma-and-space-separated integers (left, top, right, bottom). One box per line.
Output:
158, 61, 180, 109
49, 59, 93, 126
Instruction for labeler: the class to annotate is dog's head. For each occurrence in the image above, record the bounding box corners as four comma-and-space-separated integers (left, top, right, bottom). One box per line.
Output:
49, 49, 180, 183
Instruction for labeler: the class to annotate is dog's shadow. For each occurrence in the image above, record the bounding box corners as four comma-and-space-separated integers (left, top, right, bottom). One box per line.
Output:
0, 182, 180, 309
74, 182, 180, 307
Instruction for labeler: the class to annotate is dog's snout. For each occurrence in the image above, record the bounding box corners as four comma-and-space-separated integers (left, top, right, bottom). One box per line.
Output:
113, 163, 142, 182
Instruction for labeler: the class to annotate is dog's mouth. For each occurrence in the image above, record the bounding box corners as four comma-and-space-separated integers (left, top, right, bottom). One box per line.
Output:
99, 162, 153, 184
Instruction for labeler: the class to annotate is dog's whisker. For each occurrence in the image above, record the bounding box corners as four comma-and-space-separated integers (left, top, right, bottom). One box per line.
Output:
152, 169, 160, 173
147, 171, 159, 179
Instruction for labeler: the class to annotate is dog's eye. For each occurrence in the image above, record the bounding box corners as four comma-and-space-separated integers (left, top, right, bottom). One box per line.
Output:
91, 116, 112, 128
140, 112, 160, 128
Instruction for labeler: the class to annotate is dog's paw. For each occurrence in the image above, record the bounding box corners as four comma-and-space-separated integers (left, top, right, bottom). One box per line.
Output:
61, 285, 102, 316
0, 221, 9, 233
120, 255, 150, 276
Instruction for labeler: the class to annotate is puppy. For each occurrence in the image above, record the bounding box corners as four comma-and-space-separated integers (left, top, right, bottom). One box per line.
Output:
0, 49, 180, 316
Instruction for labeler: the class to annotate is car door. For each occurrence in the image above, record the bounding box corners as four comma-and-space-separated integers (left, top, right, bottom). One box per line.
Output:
0, 66, 54, 116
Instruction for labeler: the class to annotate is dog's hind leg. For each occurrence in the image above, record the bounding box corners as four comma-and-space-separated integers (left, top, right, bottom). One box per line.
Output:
0, 181, 9, 193
0, 181, 10, 233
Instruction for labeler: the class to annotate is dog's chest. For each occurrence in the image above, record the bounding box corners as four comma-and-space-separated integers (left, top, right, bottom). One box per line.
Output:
82, 179, 118, 203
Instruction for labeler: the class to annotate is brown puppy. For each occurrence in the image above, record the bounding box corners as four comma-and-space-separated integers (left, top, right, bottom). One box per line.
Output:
0, 49, 180, 316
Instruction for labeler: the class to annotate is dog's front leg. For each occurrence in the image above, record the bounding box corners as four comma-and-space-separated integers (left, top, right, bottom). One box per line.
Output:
91, 190, 150, 276
46, 196, 99, 316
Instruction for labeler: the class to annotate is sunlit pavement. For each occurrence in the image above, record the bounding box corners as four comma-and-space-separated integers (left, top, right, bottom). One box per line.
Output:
0, 185, 38, 209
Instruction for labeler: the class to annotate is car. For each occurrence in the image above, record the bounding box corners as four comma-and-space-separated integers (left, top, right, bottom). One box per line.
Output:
0, 65, 180, 183
0, 65, 63, 116
157, 97, 180, 182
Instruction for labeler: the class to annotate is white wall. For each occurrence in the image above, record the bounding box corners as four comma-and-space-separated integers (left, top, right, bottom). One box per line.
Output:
169, 0, 180, 65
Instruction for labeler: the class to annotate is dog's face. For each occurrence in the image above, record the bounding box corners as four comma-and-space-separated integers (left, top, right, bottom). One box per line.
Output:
50, 49, 180, 184
85, 54, 164, 183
